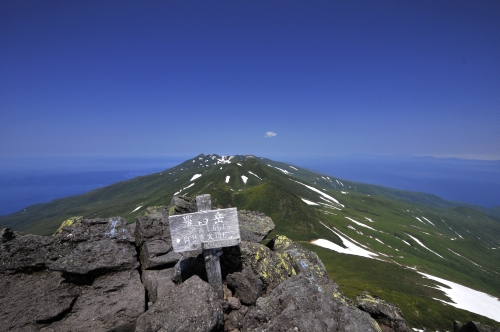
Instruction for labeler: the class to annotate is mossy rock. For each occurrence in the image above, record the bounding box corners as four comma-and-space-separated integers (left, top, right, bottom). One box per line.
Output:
53, 216, 83, 235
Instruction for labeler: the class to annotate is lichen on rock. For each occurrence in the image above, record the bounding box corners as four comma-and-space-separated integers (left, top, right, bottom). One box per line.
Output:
53, 216, 83, 235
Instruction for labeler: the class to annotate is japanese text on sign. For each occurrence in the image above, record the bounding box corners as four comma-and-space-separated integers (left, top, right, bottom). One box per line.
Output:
169, 208, 240, 252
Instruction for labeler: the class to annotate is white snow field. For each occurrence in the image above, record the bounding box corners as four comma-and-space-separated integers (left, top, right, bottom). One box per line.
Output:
225, 176, 230, 183
241, 175, 248, 184
290, 179, 344, 207
345, 217, 378, 232
420, 272, 500, 323
311, 222, 378, 259
190, 174, 202, 181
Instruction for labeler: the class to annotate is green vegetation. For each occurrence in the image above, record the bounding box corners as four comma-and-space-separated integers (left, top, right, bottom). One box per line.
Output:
1, 153, 499, 329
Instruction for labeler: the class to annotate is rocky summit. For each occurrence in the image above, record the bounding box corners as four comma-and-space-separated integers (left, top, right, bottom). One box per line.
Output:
0, 196, 488, 331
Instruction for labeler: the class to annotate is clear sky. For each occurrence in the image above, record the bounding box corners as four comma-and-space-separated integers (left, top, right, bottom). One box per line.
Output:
1, 1, 499, 161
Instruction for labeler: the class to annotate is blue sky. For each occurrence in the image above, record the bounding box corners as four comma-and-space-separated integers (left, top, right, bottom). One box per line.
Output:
1, 1, 499, 161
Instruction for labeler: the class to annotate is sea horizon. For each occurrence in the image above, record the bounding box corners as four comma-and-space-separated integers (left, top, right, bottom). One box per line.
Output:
0, 153, 498, 216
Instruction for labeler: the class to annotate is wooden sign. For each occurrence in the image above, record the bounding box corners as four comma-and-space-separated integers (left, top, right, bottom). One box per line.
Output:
168, 194, 239, 299
169, 207, 241, 253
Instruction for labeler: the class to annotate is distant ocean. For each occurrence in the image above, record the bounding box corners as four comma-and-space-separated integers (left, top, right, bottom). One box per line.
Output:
0, 154, 498, 216
289, 155, 500, 208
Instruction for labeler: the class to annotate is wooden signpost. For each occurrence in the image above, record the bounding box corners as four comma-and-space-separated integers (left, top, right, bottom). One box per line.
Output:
169, 194, 241, 299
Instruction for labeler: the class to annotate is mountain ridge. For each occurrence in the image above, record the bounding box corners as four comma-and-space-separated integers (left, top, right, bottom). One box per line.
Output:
1, 153, 499, 329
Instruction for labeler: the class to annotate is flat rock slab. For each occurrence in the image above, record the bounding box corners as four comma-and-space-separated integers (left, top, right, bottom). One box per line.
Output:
0, 234, 60, 273
49, 238, 139, 275
0, 271, 79, 331
58, 217, 135, 243
40, 270, 145, 332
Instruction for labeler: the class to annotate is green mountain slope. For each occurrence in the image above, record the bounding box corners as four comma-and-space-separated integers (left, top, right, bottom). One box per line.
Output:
1, 153, 499, 330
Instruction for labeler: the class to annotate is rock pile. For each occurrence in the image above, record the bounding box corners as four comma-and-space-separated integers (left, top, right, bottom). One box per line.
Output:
1, 196, 416, 331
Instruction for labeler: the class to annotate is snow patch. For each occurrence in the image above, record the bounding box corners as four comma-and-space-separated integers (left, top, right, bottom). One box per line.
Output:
190, 174, 202, 181
312, 222, 378, 259
345, 217, 378, 232
364, 217, 375, 223
289, 166, 298, 170
290, 179, 344, 207
419, 272, 500, 322
217, 156, 233, 164
422, 216, 436, 226
241, 175, 248, 184
447, 248, 483, 268
414, 217, 426, 224
237, 163, 242, 166
341, 191, 347, 194
316, 199, 342, 210
301, 198, 319, 206
248, 171, 262, 180
131, 206, 142, 213
407, 234, 444, 259
174, 182, 195, 195
268, 164, 292, 175
225, 176, 230, 183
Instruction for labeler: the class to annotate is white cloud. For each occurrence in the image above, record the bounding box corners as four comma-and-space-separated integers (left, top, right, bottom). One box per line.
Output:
265, 131, 277, 138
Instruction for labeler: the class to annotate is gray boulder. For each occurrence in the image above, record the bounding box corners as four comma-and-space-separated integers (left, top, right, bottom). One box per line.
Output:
142, 268, 176, 303
0, 217, 145, 332
49, 238, 139, 276
242, 274, 380, 332
268, 234, 342, 296
356, 293, 411, 332
41, 270, 145, 332
226, 266, 263, 306
225, 305, 248, 332
0, 270, 79, 331
222, 241, 294, 291
135, 275, 223, 332
57, 216, 135, 243
1, 227, 15, 243
134, 215, 171, 247
145, 205, 170, 218
238, 210, 275, 242
168, 195, 197, 216
0, 234, 61, 273
455, 321, 500, 332
134, 213, 184, 271
139, 239, 182, 270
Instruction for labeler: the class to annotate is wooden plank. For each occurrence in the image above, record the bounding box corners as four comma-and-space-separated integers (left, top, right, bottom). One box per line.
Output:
202, 238, 240, 249
169, 208, 240, 253
196, 194, 211, 212
196, 195, 223, 300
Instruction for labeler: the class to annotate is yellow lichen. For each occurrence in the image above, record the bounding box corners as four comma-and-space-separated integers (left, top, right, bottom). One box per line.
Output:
168, 206, 176, 216
53, 216, 84, 235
